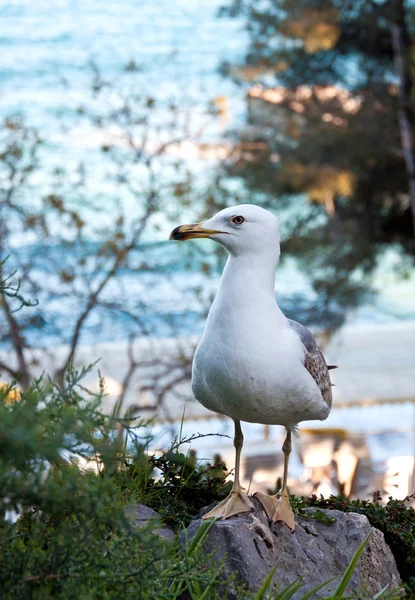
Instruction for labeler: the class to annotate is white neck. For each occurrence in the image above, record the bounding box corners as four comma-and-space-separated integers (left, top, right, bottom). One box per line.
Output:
213, 251, 284, 317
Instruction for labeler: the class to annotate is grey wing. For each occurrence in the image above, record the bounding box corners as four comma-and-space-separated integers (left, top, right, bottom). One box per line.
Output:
288, 319, 333, 409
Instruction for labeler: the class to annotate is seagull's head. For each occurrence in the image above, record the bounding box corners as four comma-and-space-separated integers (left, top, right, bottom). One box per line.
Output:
169, 204, 280, 259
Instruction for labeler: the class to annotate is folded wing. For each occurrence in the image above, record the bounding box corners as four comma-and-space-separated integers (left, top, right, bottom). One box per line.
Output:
287, 319, 333, 409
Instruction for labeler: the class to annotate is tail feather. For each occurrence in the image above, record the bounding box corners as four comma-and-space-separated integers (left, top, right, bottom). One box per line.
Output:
288, 425, 300, 437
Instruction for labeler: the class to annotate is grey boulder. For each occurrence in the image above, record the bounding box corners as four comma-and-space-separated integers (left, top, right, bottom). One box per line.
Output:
125, 503, 175, 542
183, 497, 401, 598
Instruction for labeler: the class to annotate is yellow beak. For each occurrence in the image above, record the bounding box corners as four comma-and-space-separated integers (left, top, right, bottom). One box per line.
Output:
169, 221, 226, 241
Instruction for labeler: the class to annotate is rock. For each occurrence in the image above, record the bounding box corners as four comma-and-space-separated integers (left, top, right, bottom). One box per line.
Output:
124, 503, 175, 542
182, 497, 401, 598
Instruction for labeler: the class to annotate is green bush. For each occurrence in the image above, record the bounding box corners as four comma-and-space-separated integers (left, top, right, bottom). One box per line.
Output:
118, 447, 232, 531
0, 368, 241, 599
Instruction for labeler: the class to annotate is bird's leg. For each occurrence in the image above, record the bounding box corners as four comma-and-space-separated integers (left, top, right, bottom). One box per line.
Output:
255, 428, 295, 530
277, 429, 296, 529
202, 419, 254, 520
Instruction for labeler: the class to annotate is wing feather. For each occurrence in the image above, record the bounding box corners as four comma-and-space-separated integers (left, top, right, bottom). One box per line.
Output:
288, 319, 333, 409
304, 347, 333, 409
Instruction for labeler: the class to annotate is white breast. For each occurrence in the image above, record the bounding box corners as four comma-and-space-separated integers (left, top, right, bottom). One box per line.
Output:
192, 301, 329, 426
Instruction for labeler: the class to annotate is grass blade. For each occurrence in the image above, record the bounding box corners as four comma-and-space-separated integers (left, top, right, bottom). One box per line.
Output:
197, 567, 223, 600
332, 529, 372, 597
170, 519, 217, 598
186, 517, 217, 556
299, 577, 337, 600
253, 563, 279, 600
371, 584, 390, 600
277, 580, 304, 600
267, 578, 303, 600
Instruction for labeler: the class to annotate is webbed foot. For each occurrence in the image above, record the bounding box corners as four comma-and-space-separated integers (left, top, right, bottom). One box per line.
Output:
202, 489, 254, 520
254, 490, 295, 530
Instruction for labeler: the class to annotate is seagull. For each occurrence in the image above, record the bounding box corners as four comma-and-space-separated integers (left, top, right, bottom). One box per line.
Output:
169, 204, 334, 529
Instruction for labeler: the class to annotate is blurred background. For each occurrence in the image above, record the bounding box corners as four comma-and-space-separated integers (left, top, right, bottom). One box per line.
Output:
1, 0, 414, 502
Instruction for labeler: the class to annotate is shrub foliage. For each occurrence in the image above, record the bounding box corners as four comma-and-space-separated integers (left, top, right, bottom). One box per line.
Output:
0, 369, 238, 599
0, 368, 412, 599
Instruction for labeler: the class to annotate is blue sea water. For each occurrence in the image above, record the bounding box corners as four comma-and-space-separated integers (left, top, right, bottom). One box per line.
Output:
1, 0, 414, 348
0, 0, 247, 127
0, 0, 250, 344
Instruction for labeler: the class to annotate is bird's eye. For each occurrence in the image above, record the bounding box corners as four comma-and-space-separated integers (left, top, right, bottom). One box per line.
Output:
231, 216, 245, 225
